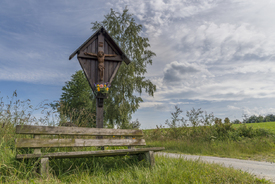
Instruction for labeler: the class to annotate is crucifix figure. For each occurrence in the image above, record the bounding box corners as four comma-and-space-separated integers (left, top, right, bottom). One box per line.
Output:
84, 51, 116, 81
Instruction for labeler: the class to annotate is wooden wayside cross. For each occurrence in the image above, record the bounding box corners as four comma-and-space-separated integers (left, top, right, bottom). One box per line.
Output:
69, 27, 131, 129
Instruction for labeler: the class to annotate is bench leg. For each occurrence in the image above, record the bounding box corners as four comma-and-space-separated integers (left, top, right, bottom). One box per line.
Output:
41, 158, 49, 176
126, 136, 132, 149
145, 151, 155, 167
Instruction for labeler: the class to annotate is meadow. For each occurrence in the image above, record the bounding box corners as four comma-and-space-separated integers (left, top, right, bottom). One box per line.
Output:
144, 122, 275, 162
0, 94, 273, 183
233, 122, 275, 134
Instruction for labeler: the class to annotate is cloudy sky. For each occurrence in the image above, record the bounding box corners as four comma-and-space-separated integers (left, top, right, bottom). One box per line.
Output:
1, 0, 275, 128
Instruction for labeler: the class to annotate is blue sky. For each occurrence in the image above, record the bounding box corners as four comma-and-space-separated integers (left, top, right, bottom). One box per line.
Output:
1, 0, 275, 129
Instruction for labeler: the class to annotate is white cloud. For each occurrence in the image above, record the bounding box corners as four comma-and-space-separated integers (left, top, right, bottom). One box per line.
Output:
227, 105, 241, 110
243, 107, 275, 117
117, 0, 275, 105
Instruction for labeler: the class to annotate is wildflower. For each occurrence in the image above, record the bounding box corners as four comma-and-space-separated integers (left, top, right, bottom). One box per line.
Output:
97, 87, 100, 92
132, 138, 135, 139
106, 87, 109, 91
104, 84, 106, 87
99, 84, 104, 88
113, 136, 115, 137
97, 84, 99, 87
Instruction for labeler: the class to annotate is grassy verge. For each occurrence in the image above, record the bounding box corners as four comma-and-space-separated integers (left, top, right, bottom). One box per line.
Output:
147, 138, 275, 162
144, 123, 275, 162
1, 154, 270, 183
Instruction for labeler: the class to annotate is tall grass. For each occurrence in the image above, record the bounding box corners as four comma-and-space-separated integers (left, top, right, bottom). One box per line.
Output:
0, 93, 271, 183
144, 106, 275, 162
1, 151, 270, 183
144, 123, 275, 162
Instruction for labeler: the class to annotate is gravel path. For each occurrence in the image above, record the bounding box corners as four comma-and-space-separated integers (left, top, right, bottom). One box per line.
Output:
156, 152, 275, 182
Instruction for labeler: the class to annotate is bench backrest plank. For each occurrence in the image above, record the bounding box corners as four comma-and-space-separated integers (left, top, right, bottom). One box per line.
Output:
16, 125, 143, 137
16, 138, 146, 148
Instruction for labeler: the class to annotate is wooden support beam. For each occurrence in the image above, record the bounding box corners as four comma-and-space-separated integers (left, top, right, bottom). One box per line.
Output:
126, 136, 133, 149
145, 151, 155, 167
33, 135, 41, 154
16, 147, 165, 159
33, 135, 42, 174
41, 158, 49, 176
78, 51, 122, 61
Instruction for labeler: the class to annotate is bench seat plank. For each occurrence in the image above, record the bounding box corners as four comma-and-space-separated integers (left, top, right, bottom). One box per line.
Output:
16, 147, 165, 159
16, 138, 146, 148
16, 125, 143, 136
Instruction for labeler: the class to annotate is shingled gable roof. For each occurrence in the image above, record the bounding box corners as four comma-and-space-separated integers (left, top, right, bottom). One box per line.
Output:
69, 26, 131, 64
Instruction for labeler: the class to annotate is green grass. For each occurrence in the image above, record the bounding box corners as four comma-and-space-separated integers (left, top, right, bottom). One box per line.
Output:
1, 153, 270, 184
144, 123, 275, 162
147, 138, 275, 162
233, 122, 275, 134
1, 123, 272, 183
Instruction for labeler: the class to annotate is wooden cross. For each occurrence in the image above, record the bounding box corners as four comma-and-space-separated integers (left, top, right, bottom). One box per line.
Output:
69, 27, 131, 130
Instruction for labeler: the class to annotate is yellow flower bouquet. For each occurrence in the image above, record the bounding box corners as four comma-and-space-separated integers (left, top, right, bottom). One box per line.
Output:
94, 82, 110, 95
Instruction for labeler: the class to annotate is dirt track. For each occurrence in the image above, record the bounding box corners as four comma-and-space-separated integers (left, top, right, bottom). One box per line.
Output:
156, 152, 275, 182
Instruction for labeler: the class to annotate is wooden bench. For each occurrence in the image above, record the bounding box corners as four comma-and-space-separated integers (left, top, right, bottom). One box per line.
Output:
15, 125, 165, 175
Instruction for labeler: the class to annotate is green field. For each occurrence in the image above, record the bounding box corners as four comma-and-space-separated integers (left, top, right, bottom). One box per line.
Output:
144, 122, 275, 162
233, 122, 275, 134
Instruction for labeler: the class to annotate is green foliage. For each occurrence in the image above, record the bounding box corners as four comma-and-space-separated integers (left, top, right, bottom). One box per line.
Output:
56, 70, 96, 127
232, 119, 241, 124
164, 106, 186, 139
91, 7, 156, 128
162, 106, 215, 140
146, 106, 274, 143
145, 106, 275, 162
117, 118, 141, 129
241, 114, 275, 123
212, 117, 234, 140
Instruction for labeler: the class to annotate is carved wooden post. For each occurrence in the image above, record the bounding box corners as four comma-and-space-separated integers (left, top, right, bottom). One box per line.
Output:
96, 99, 104, 128
96, 32, 106, 130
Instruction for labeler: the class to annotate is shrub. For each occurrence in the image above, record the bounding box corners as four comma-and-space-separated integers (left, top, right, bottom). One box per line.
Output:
146, 106, 274, 143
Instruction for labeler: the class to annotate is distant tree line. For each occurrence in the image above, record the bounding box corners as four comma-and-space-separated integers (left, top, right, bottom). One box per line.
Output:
232, 114, 275, 124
